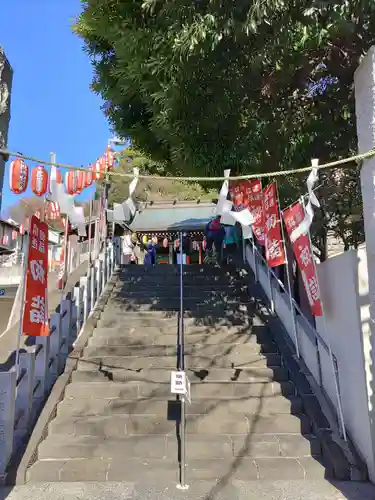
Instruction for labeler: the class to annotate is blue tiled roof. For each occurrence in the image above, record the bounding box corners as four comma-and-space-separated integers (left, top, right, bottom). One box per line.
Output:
129, 204, 216, 232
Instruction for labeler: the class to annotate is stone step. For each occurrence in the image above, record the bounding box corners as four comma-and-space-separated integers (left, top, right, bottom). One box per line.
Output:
112, 291, 249, 300
66, 378, 295, 398
57, 395, 302, 419
83, 342, 276, 358
96, 316, 253, 328
88, 330, 270, 347
27, 456, 328, 482
49, 415, 315, 447
77, 352, 281, 370
104, 301, 251, 312
38, 428, 315, 462
72, 365, 289, 384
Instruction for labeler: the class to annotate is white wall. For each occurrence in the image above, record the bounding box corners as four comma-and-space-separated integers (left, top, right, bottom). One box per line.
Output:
315, 248, 373, 476
245, 243, 374, 479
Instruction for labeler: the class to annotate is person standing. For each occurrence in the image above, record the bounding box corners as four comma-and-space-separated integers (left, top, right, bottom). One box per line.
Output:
144, 240, 157, 268
204, 216, 225, 264
121, 231, 134, 265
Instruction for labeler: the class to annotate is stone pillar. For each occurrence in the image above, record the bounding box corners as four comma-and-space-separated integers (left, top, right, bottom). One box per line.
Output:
355, 45, 375, 481
0, 47, 12, 214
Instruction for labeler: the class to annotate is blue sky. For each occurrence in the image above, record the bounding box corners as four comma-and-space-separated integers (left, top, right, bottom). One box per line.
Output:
1, 0, 111, 214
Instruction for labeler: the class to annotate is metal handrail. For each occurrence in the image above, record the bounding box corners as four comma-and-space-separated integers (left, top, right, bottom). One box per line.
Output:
246, 241, 347, 441
178, 231, 187, 489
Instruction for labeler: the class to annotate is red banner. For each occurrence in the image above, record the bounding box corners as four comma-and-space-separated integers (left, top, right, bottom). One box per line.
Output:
229, 181, 244, 211
243, 179, 265, 245
264, 183, 285, 267
22, 216, 49, 336
282, 202, 323, 316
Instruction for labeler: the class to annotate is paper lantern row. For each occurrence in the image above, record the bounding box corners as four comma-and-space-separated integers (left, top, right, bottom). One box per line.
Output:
9, 147, 115, 196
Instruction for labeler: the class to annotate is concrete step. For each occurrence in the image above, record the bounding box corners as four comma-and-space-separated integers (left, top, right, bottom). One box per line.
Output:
88, 329, 271, 347
104, 300, 251, 312
56, 395, 303, 419
96, 315, 253, 328
83, 342, 277, 358
72, 365, 289, 384
38, 427, 316, 461
112, 291, 249, 300
49, 415, 316, 447
26, 456, 328, 482
77, 352, 281, 370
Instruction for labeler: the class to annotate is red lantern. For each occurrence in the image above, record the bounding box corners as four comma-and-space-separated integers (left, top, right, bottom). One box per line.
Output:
12, 230, 17, 241
76, 170, 84, 193
104, 146, 115, 171
202, 240, 207, 250
48, 201, 60, 220
163, 238, 168, 248
95, 157, 106, 181
65, 170, 77, 195
9, 158, 29, 194
85, 166, 94, 187
2, 235, 8, 245
31, 166, 48, 197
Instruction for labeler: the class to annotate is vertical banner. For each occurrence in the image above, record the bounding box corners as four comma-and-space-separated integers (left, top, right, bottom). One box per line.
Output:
263, 183, 285, 267
282, 202, 323, 316
22, 215, 49, 336
229, 181, 244, 211
245, 179, 265, 245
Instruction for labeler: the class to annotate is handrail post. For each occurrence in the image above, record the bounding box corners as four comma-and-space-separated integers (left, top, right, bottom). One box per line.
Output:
177, 231, 188, 490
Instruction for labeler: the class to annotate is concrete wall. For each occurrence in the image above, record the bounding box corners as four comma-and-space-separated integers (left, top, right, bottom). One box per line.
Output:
315, 247, 373, 477
0, 47, 12, 215
245, 242, 374, 480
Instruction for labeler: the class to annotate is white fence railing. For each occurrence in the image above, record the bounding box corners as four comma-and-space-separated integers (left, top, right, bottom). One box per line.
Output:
0, 241, 115, 477
0, 239, 96, 284
244, 241, 347, 442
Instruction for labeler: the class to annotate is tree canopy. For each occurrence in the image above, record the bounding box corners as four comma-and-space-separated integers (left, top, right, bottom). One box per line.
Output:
107, 148, 218, 206
75, 0, 375, 256
75, 0, 375, 176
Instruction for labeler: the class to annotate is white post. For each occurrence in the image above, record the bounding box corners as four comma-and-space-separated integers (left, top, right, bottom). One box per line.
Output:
355, 45, 375, 481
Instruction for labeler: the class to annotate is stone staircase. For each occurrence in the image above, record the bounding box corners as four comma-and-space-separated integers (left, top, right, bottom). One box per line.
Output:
26, 264, 342, 484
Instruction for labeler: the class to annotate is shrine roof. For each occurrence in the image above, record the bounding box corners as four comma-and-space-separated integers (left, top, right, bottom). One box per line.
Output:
129, 201, 216, 232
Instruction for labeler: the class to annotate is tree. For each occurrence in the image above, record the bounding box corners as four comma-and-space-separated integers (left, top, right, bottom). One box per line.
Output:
107, 148, 218, 206
75, 0, 375, 253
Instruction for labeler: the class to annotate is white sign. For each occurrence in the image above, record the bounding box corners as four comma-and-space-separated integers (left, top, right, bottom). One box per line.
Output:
170, 371, 191, 403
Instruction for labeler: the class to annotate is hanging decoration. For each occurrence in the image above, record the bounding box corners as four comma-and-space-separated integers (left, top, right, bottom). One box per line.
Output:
49, 166, 63, 195
85, 165, 94, 187
19, 224, 25, 235
47, 201, 60, 220
31, 166, 48, 197
245, 179, 265, 245
95, 157, 106, 181
142, 235, 148, 245
175, 239, 180, 249
9, 158, 29, 194
264, 182, 285, 268
104, 146, 115, 171
65, 170, 77, 195
282, 202, 323, 316
163, 238, 168, 248
202, 240, 207, 250
289, 162, 320, 243
12, 230, 17, 241
76, 170, 85, 194
151, 236, 158, 245
2, 235, 8, 246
